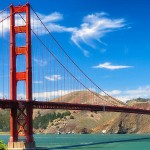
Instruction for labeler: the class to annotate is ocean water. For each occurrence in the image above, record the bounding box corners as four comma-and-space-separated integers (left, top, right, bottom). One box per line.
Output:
1, 134, 150, 150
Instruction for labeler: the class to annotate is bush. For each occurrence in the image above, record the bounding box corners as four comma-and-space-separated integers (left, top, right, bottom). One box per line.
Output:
91, 114, 94, 117
0, 140, 6, 150
70, 115, 74, 119
64, 111, 71, 116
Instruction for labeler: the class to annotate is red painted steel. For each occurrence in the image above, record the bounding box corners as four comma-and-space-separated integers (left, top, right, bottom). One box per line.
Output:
14, 26, 26, 33
1, 100, 150, 115
15, 46, 26, 55
10, 4, 17, 142
9, 3, 34, 143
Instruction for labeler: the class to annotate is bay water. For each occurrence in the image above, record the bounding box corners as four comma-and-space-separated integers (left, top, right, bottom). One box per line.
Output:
1, 134, 150, 150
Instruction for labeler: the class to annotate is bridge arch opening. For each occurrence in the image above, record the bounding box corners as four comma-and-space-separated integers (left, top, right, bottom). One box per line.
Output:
15, 13, 26, 26
16, 55, 26, 72
17, 81, 26, 100
15, 33, 26, 47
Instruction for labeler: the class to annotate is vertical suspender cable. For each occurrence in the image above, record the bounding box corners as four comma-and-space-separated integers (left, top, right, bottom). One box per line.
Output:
2, 12, 4, 99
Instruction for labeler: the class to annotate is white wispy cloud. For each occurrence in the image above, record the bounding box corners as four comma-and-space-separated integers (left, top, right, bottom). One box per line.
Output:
107, 90, 122, 95
33, 58, 47, 67
33, 81, 43, 84
33, 89, 71, 99
71, 13, 126, 55
31, 11, 76, 33
35, 11, 127, 48
45, 74, 62, 81
0, 93, 4, 98
0, 11, 10, 35
105, 85, 150, 102
0, 12, 27, 34
93, 62, 133, 70
37, 12, 63, 23
45, 23, 75, 33
100, 48, 107, 53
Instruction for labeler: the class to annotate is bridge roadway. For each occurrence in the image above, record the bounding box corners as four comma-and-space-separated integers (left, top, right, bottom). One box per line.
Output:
0, 99, 150, 115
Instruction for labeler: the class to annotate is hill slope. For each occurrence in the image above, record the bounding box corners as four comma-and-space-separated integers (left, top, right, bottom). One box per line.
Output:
33, 94, 150, 134
109, 100, 150, 134
33, 91, 127, 134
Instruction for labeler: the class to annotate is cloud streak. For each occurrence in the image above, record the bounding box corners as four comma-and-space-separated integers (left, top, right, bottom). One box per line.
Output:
71, 13, 126, 43
71, 13, 126, 56
33, 89, 71, 99
105, 85, 150, 102
45, 74, 62, 81
37, 12, 63, 23
93, 62, 133, 70
33, 81, 43, 84
31, 12, 76, 33
0, 11, 10, 35
33, 58, 47, 67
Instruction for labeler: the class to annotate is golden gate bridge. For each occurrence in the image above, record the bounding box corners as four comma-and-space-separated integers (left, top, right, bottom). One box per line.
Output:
0, 3, 150, 149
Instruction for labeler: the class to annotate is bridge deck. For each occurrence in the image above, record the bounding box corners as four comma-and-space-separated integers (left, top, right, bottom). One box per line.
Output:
0, 99, 150, 115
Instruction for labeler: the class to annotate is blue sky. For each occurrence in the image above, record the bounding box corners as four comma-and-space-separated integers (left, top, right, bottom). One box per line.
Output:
0, 0, 150, 101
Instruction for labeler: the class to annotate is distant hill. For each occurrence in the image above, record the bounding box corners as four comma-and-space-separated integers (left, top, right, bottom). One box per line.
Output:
51, 91, 126, 106
127, 97, 150, 104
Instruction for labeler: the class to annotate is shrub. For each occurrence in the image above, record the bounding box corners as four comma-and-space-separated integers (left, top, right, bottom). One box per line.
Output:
91, 114, 94, 117
0, 140, 6, 150
64, 111, 71, 116
70, 115, 74, 119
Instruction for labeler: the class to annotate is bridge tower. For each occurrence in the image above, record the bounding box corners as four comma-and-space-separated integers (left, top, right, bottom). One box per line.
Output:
8, 3, 35, 149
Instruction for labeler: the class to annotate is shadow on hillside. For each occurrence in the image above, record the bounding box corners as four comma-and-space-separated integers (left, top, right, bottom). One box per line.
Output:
47, 136, 150, 149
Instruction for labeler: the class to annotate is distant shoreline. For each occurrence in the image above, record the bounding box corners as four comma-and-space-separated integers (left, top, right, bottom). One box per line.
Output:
0, 132, 9, 135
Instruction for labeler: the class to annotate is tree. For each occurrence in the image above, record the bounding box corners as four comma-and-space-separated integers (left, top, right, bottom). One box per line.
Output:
0, 110, 9, 132
33, 111, 72, 130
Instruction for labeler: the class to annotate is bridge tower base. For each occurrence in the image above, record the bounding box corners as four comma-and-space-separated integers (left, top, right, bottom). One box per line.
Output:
8, 141, 35, 150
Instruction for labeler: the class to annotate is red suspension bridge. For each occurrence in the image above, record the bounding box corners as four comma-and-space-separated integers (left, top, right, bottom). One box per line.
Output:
0, 3, 150, 149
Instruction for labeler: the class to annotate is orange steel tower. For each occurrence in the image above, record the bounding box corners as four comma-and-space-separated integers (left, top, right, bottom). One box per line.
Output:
8, 3, 35, 149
